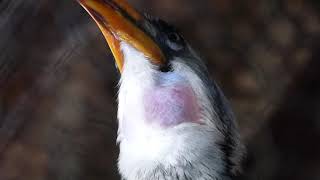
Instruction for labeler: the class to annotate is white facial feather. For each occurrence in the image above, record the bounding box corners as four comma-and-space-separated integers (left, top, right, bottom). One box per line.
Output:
116, 43, 236, 180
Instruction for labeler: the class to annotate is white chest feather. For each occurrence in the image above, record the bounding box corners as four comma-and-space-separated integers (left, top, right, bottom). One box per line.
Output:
116, 43, 227, 180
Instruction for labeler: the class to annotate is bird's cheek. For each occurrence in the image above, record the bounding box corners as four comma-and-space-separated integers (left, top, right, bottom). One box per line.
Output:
143, 85, 201, 128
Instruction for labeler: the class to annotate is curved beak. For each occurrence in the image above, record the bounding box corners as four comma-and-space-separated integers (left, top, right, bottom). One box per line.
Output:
77, 0, 165, 72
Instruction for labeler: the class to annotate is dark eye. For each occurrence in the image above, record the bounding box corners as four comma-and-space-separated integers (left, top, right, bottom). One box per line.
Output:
168, 33, 181, 43
166, 33, 184, 51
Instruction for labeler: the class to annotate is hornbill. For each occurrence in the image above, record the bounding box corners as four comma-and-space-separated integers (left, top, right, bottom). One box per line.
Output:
77, 0, 244, 179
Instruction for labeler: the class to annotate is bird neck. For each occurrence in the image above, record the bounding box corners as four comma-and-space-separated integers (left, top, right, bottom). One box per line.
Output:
116, 43, 239, 180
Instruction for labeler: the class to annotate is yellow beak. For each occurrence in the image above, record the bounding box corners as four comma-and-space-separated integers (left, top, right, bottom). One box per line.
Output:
77, 0, 166, 72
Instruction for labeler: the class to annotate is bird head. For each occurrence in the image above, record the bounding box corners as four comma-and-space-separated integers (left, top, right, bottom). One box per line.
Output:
78, 0, 243, 179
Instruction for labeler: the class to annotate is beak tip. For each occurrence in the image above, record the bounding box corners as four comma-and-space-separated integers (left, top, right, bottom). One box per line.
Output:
77, 0, 87, 5
77, 0, 166, 71
76, 0, 83, 5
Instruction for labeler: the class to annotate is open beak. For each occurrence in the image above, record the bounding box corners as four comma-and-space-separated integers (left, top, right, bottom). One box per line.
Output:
77, 0, 165, 72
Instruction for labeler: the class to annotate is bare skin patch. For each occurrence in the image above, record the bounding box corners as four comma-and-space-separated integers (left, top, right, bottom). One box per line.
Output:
143, 84, 200, 127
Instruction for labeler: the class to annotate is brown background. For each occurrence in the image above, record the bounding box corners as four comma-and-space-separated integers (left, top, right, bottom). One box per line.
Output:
0, 0, 320, 179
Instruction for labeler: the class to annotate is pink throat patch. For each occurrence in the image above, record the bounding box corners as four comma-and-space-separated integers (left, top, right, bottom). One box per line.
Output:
143, 84, 200, 127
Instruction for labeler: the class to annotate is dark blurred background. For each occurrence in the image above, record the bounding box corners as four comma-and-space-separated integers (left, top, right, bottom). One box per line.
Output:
0, 0, 320, 179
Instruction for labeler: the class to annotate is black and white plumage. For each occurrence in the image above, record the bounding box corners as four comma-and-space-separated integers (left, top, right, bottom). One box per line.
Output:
77, 0, 244, 179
